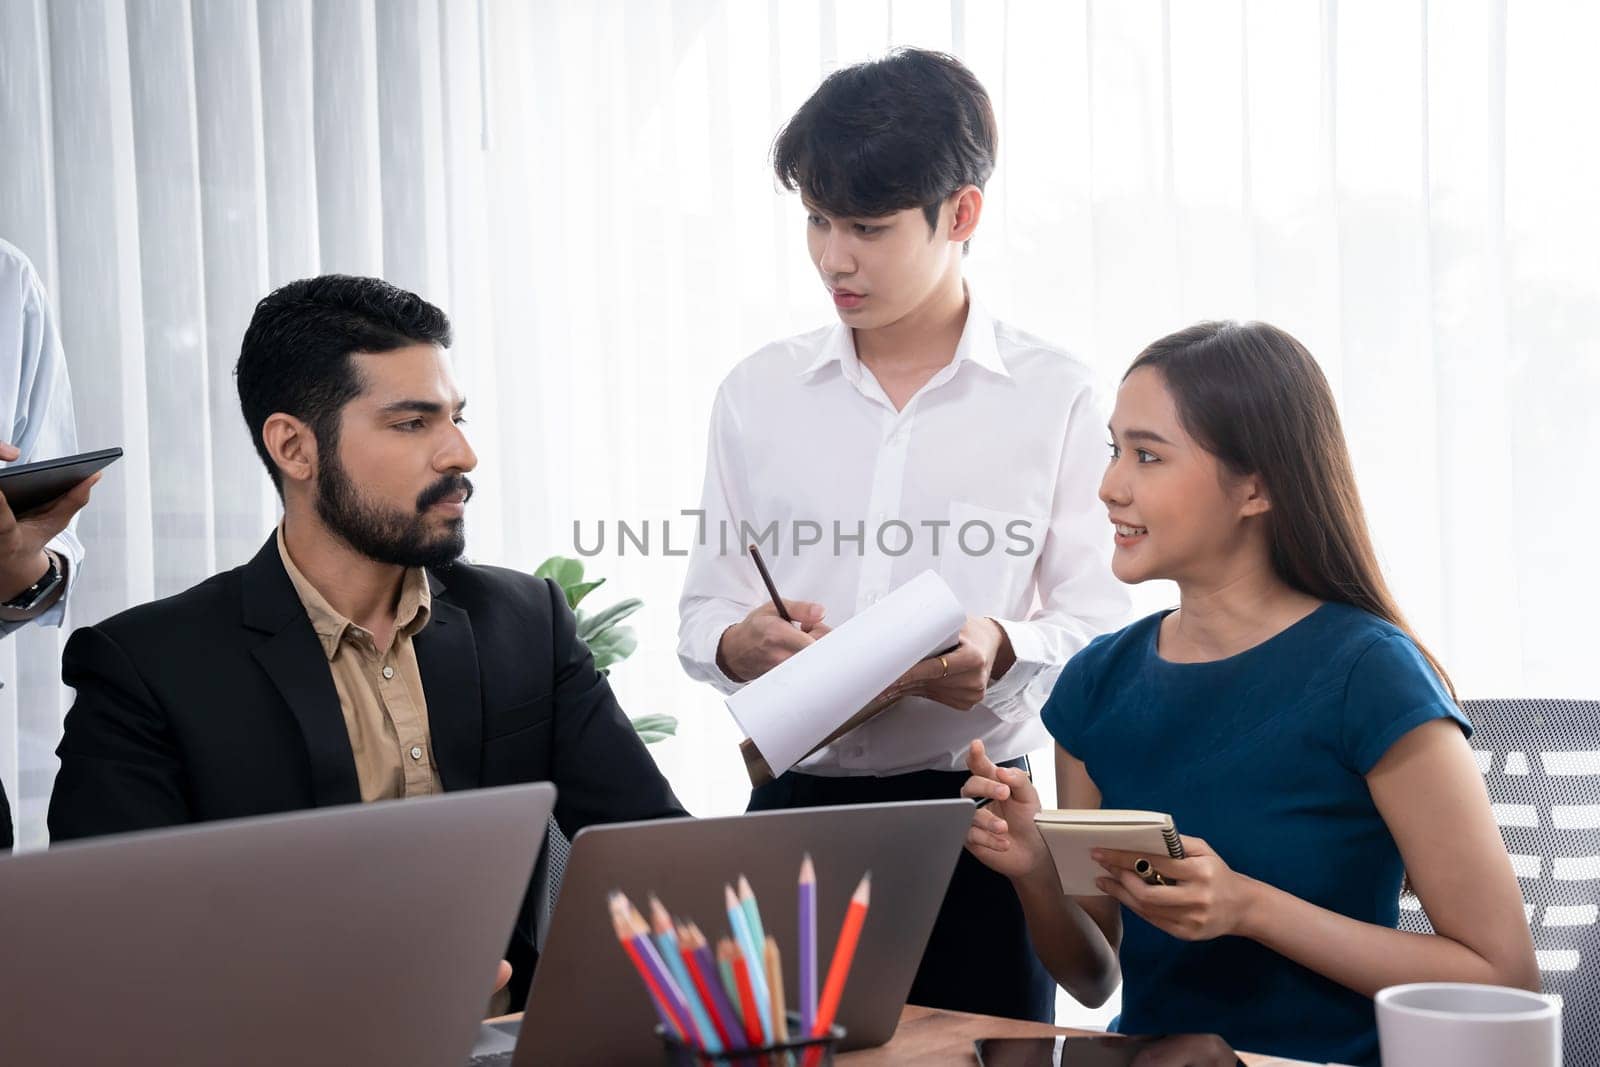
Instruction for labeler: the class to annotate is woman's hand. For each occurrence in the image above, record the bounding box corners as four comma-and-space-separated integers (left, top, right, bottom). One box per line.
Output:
959, 739, 1052, 884
1092, 835, 1261, 941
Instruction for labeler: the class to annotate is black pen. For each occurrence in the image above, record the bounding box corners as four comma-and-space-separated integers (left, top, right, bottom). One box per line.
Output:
747, 543, 797, 626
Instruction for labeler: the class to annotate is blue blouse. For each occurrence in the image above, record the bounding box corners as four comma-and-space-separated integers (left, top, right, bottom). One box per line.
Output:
1042, 602, 1468, 1067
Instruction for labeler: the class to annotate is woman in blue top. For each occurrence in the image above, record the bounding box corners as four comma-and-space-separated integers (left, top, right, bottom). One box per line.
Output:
960, 321, 1537, 1066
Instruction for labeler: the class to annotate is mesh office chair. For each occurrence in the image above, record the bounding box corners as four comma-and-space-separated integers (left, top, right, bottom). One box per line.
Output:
534, 817, 570, 950
1398, 698, 1599, 1067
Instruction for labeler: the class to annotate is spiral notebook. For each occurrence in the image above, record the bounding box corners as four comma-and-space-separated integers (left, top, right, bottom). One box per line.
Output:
1033, 810, 1185, 896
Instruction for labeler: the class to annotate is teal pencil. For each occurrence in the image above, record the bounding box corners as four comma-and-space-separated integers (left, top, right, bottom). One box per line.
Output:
737, 874, 768, 954
648, 896, 721, 1052
725, 883, 774, 1043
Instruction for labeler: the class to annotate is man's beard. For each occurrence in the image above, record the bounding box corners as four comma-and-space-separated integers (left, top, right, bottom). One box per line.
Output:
316, 450, 472, 570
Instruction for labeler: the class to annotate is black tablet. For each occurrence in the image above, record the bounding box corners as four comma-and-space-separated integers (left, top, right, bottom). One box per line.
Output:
0, 447, 122, 516
975, 1035, 1244, 1067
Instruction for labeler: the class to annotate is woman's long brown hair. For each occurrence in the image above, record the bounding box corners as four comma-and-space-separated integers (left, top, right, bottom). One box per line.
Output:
1128, 320, 1456, 698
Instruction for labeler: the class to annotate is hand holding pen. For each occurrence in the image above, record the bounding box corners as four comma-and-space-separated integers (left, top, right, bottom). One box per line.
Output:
959, 739, 1054, 885
714, 545, 832, 683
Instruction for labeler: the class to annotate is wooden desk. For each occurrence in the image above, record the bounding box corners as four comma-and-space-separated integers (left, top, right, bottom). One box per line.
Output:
837, 1005, 1322, 1066
488, 1004, 1323, 1065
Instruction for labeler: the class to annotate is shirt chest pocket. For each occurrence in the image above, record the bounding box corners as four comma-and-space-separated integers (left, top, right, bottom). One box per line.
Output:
937, 500, 1047, 614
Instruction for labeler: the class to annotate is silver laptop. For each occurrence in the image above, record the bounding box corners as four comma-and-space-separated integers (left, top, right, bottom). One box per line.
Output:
0, 782, 556, 1066
500, 798, 972, 1064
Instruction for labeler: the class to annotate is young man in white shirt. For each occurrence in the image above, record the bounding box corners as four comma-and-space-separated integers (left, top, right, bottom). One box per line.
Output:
677, 50, 1129, 1021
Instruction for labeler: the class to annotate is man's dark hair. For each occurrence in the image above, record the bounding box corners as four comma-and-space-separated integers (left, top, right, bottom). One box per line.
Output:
235, 274, 451, 492
772, 47, 998, 241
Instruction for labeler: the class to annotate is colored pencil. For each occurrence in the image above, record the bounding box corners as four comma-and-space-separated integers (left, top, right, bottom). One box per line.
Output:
812, 872, 870, 1037
798, 854, 817, 1036
725, 883, 774, 1044
764, 935, 790, 1043
608, 893, 686, 1040
649, 897, 721, 1052
717, 947, 740, 1022
723, 938, 765, 1050
691, 922, 746, 1044
624, 898, 702, 1047
678, 924, 738, 1052
737, 875, 768, 952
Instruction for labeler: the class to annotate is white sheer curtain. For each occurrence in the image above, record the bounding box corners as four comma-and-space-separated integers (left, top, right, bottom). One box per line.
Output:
1, 0, 1596, 865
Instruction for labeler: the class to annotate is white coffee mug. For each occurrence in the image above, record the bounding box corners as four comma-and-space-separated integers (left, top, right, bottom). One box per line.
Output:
1376, 982, 1561, 1067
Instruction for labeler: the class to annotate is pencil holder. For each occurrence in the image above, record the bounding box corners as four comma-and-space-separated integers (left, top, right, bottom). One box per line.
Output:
657, 1013, 845, 1066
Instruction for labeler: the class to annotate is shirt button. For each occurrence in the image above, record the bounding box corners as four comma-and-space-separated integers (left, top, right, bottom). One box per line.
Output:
410, 745, 423, 761
382, 665, 395, 680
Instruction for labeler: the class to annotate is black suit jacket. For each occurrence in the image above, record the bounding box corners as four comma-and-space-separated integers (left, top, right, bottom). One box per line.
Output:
49, 534, 686, 1000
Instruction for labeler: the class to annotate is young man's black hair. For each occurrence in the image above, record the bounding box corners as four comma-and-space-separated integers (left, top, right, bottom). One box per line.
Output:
235, 275, 452, 492
772, 47, 998, 245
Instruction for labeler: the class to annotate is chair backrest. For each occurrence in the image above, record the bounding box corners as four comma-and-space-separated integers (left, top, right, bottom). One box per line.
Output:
1397, 698, 1598, 1067
534, 815, 571, 949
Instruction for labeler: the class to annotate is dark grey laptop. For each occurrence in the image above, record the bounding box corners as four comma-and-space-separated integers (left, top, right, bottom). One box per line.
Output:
486, 798, 972, 1065
0, 783, 556, 1067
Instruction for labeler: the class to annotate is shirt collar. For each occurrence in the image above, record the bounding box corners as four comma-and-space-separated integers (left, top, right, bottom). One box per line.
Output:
276, 524, 432, 660
797, 287, 1011, 381
799, 320, 858, 379
953, 296, 1010, 378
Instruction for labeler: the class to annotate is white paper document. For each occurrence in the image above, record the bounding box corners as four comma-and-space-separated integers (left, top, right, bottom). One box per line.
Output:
726, 569, 966, 780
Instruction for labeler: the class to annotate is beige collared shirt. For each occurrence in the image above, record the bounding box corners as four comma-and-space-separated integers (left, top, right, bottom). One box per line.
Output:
277, 525, 442, 802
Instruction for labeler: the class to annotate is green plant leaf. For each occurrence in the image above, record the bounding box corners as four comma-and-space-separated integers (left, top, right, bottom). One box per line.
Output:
577, 598, 643, 642
566, 578, 605, 609
629, 713, 678, 744
588, 626, 638, 672
533, 556, 584, 589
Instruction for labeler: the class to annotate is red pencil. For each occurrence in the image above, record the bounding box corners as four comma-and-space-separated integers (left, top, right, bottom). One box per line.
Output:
679, 924, 736, 1051
812, 872, 871, 1038
610, 893, 689, 1042
723, 938, 764, 1049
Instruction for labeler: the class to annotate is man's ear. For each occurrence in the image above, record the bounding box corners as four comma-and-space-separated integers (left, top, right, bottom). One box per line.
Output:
1238, 472, 1272, 519
948, 185, 984, 245
261, 413, 318, 488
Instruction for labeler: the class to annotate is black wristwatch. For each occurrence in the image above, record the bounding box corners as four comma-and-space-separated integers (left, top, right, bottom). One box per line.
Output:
2, 551, 63, 611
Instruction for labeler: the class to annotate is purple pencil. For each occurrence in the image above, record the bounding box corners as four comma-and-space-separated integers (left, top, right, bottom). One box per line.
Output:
623, 898, 700, 1045
609, 893, 677, 1035
688, 923, 747, 1045
799, 853, 817, 1035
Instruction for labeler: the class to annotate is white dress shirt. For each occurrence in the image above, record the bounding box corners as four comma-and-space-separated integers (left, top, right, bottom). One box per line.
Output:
0, 239, 85, 642
678, 296, 1131, 775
